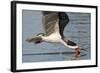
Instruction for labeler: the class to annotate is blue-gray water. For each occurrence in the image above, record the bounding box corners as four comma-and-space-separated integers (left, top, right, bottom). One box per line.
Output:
22, 10, 91, 63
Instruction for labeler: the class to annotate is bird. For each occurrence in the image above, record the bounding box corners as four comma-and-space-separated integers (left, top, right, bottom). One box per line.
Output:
26, 11, 80, 57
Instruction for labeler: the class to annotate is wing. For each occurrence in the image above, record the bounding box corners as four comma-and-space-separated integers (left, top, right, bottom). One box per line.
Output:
59, 12, 69, 38
42, 11, 59, 36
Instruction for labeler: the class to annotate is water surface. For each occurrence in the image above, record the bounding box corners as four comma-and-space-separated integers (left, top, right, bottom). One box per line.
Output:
22, 10, 91, 63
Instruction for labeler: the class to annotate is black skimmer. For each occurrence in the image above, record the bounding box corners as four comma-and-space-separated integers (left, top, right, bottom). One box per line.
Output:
26, 11, 80, 57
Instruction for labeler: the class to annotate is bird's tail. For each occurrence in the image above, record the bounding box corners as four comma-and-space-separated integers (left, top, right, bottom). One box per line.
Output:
26, 36, 42, 44
26, 38, 34, 43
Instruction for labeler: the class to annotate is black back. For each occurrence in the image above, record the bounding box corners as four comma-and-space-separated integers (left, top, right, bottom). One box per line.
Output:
67, 40, 77, 46
59, 12, 69, 38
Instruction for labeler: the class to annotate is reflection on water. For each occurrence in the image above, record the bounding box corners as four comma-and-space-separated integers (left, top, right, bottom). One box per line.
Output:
22, 50, 88, 62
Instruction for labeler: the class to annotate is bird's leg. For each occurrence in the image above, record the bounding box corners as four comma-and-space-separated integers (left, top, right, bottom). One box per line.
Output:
75, 47, 80, 58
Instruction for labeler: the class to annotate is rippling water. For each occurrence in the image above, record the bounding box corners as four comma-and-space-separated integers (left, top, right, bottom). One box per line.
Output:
22, 10, 91, 63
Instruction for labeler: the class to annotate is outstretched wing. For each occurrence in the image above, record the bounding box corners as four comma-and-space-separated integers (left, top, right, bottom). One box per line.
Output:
42, 11, 59, 36
59, 12, 69, 38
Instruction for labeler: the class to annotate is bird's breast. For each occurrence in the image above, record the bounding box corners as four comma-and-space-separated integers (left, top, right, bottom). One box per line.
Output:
42, 33, 61, 43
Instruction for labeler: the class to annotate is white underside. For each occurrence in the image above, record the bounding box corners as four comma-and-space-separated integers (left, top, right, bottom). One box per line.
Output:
42, 32, 61, 43
41, 32, 78, 49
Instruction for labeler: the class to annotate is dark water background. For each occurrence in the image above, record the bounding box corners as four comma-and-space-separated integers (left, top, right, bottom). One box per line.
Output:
22, 10, 91, 63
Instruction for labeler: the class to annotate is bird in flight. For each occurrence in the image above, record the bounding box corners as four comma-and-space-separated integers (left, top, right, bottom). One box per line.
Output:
26, 11, 80, 57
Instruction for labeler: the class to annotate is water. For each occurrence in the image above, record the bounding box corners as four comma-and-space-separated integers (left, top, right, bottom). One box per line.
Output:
22, 10, 91, 63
